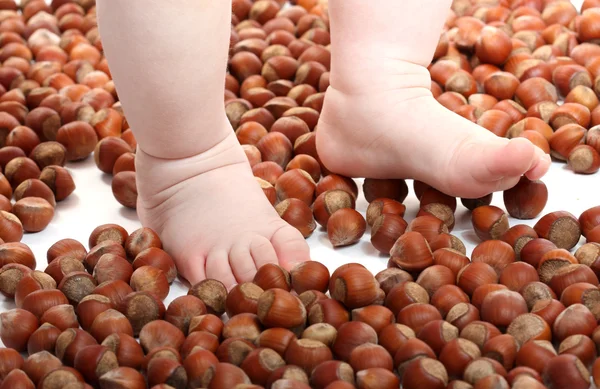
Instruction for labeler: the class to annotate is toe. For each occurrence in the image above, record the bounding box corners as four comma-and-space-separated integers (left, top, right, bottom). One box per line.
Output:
525, 152, 552, 181
483, 138, 537, 181
229, 239, 260, 283
270, 225, 311, 271
206, 249, 238, 290
175, 253, 207, 287
250, 236, 279, 269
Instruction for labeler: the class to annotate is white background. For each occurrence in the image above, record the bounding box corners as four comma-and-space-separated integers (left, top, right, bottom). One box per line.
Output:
0, 0, 596, 324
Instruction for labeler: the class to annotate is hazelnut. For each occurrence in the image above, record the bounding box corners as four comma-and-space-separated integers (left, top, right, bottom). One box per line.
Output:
520, 238, 558, 268
363, 178, 408, 203
390, 231, 434, 273
312, 190, 355, 227
356, 368, 399, 389
503, 177, 547, 219
457, 263, 499, 296
40, 304, 78, 331
93, 254, 133, 284
290, 261, 330, 294
275, 198, 316, 238
89, 224, 128, 248
12, 196, 54, 232
22, 351, 62, 386
188, 279, 227, 316
534, 211, 581, 250
472, 206, 509, 241
225, 282, 263, 317
568, 144, 600, 174
506, 312, 552, 346
129, 265, 170, 301
200, 362, 251, 388
14, 178, 56, 207
112, 152, 135, 175
557, 334, 596, 369
315, 174, 358, 199
257, 288, 306, 328
552, 304, 596, 342
384, 281, 429, 317
499, 262, 539, 291
55, 328, 98, 366
98, 367, 146, 389
0, 263, 32, 297
397, 303, 443, 334
253, 263, 290, 292
22, 289, 69, 319
85, 241, 127, 272
146, 358, 188, 389
38, 367, 85, 389
188, 314, 224, 338
94, 137, 131, 174
329, 263, 381, 309
39, 165, 76, 201
118, 291, 166, 336
431, 285, 469, 318
275, 168, 316, 205
307, 298, 350, 329
471, 240, 515, 276
73, 345, 119, 384
416, 265, 456, 297
183, 348, 219, 389
439, 338, 481, 379
139, 320, 185, 354
223, 313, 263, 342
165, 295, 206, 335
216, 337, 255, 366
4, 156, 41, 188
111, 171, 137, 209
542, 355, 590, 389
0, 308, 39, 351
285, 338, 333, 374
27, 323, 61, 355
90, 309, 134, 343
402, 357, 448, 389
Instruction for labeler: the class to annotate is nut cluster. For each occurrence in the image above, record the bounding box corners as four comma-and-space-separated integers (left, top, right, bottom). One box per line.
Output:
0, 208, 599, 389
1, 0, 600, 389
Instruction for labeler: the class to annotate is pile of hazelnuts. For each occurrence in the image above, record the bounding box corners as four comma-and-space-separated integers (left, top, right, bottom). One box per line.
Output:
0, 0, 131, 239
0, 202, 600, 389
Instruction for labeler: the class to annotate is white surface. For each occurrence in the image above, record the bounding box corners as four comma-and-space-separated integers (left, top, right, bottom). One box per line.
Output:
0, 0, 596, 313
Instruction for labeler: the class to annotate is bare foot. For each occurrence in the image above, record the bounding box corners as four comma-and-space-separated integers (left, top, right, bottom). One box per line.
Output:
316, 60, 551, 198
135, 131, 310, 289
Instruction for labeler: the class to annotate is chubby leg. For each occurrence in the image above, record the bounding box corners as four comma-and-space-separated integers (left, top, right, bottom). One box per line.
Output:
97, 0, 310, 288
317, 0, 551, 198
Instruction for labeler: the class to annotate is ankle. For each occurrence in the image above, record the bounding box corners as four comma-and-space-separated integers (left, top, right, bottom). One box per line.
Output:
135, 114, 232, 160
136, 132, 247, 197
330, 58, 433, 95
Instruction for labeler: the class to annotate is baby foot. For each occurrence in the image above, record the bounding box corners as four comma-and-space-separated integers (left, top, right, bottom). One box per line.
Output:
316, 60, 551, 198
135, 131, 310, 289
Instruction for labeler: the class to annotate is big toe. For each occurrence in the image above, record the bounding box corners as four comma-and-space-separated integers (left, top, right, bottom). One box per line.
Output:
270, 225, 312, 271
483, 137, 540, 180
